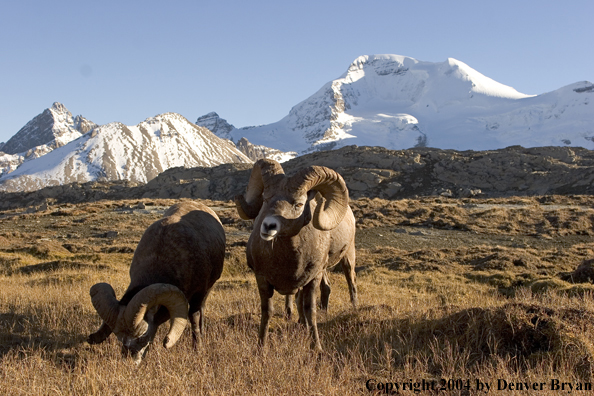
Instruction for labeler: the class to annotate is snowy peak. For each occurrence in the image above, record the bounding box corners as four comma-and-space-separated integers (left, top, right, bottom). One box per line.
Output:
1, 102, 97, 155
338, 54, 531, 110
439, 57, 530, 99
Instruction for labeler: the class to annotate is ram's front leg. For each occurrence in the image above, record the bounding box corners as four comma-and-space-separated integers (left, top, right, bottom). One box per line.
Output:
256, 274, 274, 347
87, 321, 112, 344
300, 272, 324, 351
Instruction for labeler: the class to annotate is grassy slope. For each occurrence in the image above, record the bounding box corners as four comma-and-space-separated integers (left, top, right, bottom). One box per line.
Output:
0, 197, 593, 395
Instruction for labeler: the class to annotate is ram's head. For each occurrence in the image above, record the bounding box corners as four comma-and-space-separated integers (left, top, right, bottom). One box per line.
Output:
235, 159, 349, 240
89, 283, 188, 364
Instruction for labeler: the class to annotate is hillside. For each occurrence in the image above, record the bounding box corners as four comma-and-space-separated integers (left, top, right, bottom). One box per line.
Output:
1, 145, 592, 210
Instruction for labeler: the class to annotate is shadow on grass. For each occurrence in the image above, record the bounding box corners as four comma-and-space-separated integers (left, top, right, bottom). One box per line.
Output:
321, 302, 594, 381
0, 311, 87, 370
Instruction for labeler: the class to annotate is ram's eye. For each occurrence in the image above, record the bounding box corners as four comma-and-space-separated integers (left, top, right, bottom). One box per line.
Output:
295, 203, 304, 209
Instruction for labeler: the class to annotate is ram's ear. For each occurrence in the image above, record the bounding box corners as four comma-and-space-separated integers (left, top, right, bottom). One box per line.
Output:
235, 194, 262, 220
235, 159, 285, 220
303, 190, 320, 226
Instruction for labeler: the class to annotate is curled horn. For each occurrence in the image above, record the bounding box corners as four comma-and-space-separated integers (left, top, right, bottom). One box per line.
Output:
235, 159, 285, 220
124, 283, 189, 349
90, 283, 122, 330
292, 166, 349, 231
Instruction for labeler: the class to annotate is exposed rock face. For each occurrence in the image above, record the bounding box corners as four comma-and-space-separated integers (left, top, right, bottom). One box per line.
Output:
1, 145, 592, 210
1, 102, 96, 155
235, 137, 296, 162
195, 112, 235, 140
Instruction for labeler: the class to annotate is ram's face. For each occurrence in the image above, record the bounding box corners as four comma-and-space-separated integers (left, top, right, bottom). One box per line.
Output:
117, 331, 152, 364
113, 312, 156, 365
259, 190, 310, 241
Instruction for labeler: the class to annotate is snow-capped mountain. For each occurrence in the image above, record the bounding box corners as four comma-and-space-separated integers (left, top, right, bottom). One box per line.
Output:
0, 112, 251, 192
2, 54, 592, 193
2, 102, 96, 155
0, 102, 97, 178
216, 54, 594, 153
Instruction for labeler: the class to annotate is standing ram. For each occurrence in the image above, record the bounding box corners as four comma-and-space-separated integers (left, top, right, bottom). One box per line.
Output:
87, 201, 225, 363
235, 159, 358, 351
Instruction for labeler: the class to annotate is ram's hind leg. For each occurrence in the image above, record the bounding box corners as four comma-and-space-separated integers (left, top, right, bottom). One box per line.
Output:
284, 294, 294, 319
189, 292, 208, 348
319, 270, 331, 311
340, 244, 358, 308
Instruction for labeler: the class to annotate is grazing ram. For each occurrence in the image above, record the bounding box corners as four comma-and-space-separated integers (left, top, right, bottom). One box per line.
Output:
235, 159, 358, 350
87, 201, 225, 363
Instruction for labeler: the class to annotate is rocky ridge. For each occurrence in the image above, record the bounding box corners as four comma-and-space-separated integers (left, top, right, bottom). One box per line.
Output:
196, 112, 295, 162
1, 145, 592, 210
1, 102, 96, 155
195, 112, 235, 140
235, 137, 296, 162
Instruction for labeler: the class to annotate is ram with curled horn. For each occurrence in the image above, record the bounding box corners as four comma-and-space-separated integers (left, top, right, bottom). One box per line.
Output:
87, 201, 225, 364
236, 159, 358, 351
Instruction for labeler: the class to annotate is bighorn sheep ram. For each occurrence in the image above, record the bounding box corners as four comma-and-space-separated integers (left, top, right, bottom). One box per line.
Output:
235, 159, 358, 350
87, 201, 225, 363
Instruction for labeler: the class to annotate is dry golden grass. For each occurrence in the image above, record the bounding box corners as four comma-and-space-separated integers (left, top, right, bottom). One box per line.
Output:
0, 197, 593, 395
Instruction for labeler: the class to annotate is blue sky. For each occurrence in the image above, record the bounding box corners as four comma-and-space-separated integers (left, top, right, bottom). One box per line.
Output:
1, 0, 592, 144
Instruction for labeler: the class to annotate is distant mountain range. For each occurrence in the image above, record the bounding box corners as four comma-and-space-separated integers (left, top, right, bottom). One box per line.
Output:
0, 108, 250, 192
1, 54, 592, 192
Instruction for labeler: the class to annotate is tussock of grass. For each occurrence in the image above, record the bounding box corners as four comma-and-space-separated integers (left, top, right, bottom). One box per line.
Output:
569, 259, 594, 283
529, 277, 570, 293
